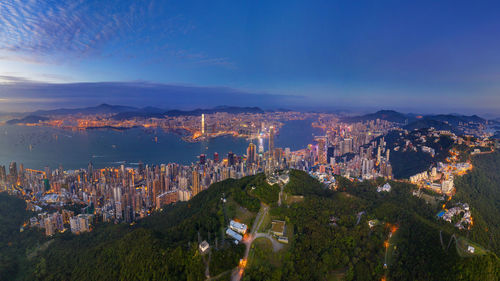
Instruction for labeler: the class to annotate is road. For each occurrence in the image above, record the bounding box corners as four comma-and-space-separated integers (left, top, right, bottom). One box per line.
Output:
231, 204, 281, 281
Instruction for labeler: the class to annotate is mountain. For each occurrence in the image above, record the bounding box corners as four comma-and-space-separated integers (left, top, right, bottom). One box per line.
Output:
31, 104, 138, 116
404, 118, 461, 134
6, 115, 49, 125
427, 114, 486, 126
342, 110, 414, 124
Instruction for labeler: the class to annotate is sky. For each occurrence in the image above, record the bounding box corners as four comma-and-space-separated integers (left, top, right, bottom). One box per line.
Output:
0, 0, 500, 115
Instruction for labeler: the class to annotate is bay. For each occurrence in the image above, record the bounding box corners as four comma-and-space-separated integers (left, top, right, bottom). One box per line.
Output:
0, 119, 323, 170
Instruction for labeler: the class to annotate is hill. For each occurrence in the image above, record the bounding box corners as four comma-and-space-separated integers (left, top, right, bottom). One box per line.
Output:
453, 151, 500, 254
32, 104, 138, 116
344, 110, 487, 137
6, 115, 50, 125
384, 129, 454, 179
342, 110, 412, 124
404, 118, 459, 134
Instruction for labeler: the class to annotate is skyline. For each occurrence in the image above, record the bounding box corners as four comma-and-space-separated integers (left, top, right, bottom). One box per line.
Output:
1, 0, 500, 115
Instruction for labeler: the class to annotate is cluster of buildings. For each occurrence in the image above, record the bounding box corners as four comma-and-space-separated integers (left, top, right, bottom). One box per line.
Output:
27, 209, 93, 236
15, 110, 315, 144
437, 203, 473, 230
225, 220, 248, 243
0, 114, 407, 237
311, 118, 396, 180
409, 161, 472, 195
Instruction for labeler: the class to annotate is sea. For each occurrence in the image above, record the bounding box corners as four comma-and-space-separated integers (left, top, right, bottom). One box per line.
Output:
0, 119, 323, 170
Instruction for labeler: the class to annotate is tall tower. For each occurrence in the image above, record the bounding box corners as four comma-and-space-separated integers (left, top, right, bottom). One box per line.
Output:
377, 146, 381, 164
316, 136, 327, 164
268, 126, 275, 153
201, 114, 205, 135
192, 169, 200, 196
247, 143, 256, 163
9, 162, 17, 184
386, 148, 390, 163
258, 136, 264, 154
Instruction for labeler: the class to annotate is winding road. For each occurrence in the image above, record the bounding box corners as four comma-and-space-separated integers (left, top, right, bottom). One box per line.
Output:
230, 203, 283, 281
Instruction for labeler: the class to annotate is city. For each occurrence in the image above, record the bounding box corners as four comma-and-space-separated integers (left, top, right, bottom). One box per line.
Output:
1, 1, 500, 281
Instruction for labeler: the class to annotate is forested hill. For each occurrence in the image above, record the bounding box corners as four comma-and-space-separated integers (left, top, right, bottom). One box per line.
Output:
2, 167, 500, 280
453, 151, 500, 255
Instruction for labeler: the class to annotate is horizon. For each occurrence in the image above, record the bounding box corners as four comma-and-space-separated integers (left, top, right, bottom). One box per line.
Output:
1, 101, 498, 119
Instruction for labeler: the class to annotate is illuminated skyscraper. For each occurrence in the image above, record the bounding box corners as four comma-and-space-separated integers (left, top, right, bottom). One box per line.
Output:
316, 136, 327, 164
192, 170, 200, 196
269, 126, 275, 153
247, 143, 256, 163
201, 114, 205, 135
9, 162, 17, 184
258, 136, 264, 154
377, 146, 382, 164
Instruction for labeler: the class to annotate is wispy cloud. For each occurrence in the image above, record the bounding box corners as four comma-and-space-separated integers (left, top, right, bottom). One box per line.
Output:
0, 0, 135, 55
0, 0, 235, 68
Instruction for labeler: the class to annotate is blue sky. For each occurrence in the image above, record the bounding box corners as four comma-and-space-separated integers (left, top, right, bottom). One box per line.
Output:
0, 0, 500, 115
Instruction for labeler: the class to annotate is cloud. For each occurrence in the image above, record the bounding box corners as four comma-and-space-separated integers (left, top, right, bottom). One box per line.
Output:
0, 0, 129, 55
0, 76, 304, 112
0, 0, 235, 68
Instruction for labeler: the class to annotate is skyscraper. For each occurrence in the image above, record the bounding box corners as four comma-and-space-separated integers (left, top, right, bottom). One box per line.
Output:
9, 162, 17, 184
192, 170, 200, 196
268, 126, 275, 153
0, 165, 6, 182
213, 152, 219, 163
247, 143, 256, 164
327, 146, 335, 164
258, 136, 264, 154
228, 152, 235, 166
201, 114, 205, 135
316, 136, 327, 164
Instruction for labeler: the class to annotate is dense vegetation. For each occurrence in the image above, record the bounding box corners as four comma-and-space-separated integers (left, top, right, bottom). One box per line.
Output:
245, 169, 500, 280
385, 129, 453, 178
453, 151, 500, 255
284, 170, 327, 196
0, 193, 45, 281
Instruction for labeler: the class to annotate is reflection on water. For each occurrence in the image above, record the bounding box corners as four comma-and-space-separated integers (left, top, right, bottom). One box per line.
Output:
0, 119, 323, 169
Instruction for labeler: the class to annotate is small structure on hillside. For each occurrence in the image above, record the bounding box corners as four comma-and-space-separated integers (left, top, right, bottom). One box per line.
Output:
199, 240, 210, 253
271, 220, 286, 237
230, 220, 248, 234
377, 183, 391, 192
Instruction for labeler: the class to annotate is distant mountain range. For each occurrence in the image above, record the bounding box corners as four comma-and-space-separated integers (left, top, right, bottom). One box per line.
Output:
112, 105, 265, 120
342, 110, 489, 135
31, 104, 138, 116
4, 104, 268, 124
